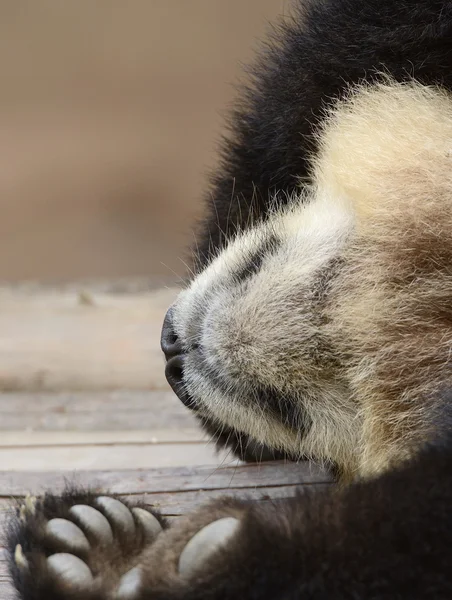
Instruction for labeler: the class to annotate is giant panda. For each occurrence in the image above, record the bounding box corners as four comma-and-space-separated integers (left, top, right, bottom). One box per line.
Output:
7, 0, 452, 598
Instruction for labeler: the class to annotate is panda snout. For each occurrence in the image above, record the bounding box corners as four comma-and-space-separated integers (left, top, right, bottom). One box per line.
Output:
161, 307, 195, 410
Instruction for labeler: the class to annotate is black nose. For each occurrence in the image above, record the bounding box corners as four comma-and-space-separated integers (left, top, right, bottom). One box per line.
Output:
161, 307, 183, 358
161, 307, 194, 410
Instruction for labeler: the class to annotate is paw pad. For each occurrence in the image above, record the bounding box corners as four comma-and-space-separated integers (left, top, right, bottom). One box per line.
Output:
47, 553, 94, 589
96, 496, 136, 535
46, 518, 91, 552
131, 507, 162, 541
69, 504, 114, 544
179, 517, 240, 577
116, 566, 143, 599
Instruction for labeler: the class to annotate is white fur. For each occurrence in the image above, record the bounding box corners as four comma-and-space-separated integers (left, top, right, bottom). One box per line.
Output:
172, 80, 452, 477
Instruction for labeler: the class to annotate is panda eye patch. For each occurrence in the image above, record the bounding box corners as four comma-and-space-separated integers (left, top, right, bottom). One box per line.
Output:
232, 235, 279, 284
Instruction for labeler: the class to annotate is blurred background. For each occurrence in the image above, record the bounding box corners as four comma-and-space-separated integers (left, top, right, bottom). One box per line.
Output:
0, 4, 318, 578
0, 0, 289, 475
0, 0, 286, 282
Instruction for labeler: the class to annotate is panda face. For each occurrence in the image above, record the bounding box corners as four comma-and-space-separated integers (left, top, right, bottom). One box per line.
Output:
169, 187, 360, 467
164, 80, 452, 477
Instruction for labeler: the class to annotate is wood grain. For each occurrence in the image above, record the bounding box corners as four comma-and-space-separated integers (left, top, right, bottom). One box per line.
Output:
0, 287, 178, 392
0, 429, 204, 446
0, 391, 196, 432
0, 461, 332, 497
0, 442, 235, 471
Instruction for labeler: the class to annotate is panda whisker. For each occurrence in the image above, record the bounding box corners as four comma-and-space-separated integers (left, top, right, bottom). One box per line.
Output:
159, 261, 186, 285
177, 256, 196, 278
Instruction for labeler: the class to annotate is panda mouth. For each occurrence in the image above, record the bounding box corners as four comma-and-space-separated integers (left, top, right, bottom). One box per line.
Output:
168, 355, 311, 447
161, 304, 312, 443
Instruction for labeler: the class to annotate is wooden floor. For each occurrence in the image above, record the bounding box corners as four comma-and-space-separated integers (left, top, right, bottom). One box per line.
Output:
0, 283, 332, 599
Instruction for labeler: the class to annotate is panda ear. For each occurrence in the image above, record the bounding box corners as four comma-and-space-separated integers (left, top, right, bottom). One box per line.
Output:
312, 80, 452, 224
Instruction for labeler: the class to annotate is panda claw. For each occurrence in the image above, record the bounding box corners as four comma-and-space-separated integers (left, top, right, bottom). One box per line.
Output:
19, 494, 37, 521
14, 544, 29, 570
24, 494, 37, 515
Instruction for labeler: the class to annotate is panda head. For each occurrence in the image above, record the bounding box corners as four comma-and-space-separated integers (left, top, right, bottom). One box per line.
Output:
161, 81, 452, 476
162, 191, 356, 469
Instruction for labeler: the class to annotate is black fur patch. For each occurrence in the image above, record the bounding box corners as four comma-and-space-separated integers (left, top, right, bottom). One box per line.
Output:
196, 0, 452, 265
231, 235, 280, 284
256, 384, 312, 437
196, 414, 292, 462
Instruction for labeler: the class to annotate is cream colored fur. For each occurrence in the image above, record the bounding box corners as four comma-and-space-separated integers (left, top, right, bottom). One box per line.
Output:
317, 81, 452, 475
314, 80, 452, 223
173, 80, 452, 478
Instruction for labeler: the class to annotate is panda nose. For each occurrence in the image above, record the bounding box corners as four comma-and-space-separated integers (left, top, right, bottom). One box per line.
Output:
161, 307, 194, 409
161, 307, 183, 358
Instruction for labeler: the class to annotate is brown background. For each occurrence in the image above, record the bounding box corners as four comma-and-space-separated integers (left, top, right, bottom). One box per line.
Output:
0, 0, 286, 282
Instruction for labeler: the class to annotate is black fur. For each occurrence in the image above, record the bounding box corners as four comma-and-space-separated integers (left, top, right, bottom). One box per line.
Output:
198, 0, 452, 264
231, 235, 280, 285
196, 415, 291, 462
7, 0, 452, 598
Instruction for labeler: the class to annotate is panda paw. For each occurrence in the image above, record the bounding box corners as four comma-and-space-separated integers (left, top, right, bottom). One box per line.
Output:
8, 491, 249, 600
8, 490, 165, 600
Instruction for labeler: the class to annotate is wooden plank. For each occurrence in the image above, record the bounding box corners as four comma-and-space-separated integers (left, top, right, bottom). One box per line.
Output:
0, 391, 196, 431
0, 479, 331, 529
122, 484, 328, 516
0, 485, 330, 537
0, 412, 197, 432
0, 462, 332, 545
0, 462, 332, 497
1, 503, 14, 535
0, 583, 15, 600
0, 442, 235, 471
0, 411, 196, 432
0, 391, 180, 414
0, 287, 178, 392
0, 547, 15, 600
0, 549, 9, 566
0, 429, 204, 447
